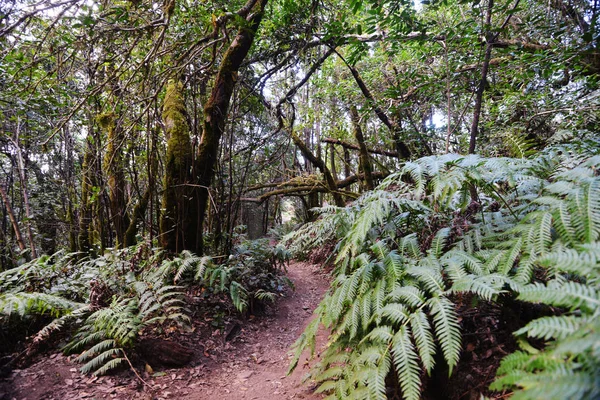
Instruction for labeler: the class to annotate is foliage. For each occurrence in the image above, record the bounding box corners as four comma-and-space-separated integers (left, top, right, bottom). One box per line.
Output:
204, 239, 292, 313
287, 138, 600, 399
0, 238, 291, 375
1, 0, 599, 393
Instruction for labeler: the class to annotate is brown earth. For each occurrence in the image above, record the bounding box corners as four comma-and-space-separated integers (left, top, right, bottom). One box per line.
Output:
0, 261, 329, 400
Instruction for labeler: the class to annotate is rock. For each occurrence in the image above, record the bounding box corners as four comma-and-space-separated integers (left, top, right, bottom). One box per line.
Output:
237, 370, 253, 380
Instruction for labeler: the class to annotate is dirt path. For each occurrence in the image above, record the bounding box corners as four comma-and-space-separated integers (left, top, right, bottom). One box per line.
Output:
0, 261, 329, 400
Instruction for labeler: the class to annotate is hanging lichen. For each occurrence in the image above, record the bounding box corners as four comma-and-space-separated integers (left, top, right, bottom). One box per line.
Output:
160, 80, 197, 252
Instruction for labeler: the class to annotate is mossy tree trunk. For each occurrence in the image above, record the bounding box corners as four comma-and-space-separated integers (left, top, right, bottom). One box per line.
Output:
194, 0, 269, 255
78, 134, 95, 253
125, 188, 150, 247
291, 132, 346, 207
98, 113, 129, 248
160, 80, 196, 253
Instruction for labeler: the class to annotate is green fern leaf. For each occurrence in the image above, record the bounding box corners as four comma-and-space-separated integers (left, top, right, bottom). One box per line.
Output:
427, 296, 461, 374
408, 265, 445, 295
391, 326, 421, 400
515, 315, 584, 340
429, 228, 451, 258
410, 310, 436, 374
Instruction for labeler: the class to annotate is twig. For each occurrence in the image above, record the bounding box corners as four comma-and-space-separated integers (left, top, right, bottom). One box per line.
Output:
122, 349, 153, 390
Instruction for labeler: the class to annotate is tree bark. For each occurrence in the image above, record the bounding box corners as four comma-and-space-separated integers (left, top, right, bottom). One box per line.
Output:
78, 134, 94, 252
160, 81, 195, 253
124, 187, 150, 247
194, 0, 269, 255
321, 137, 399, 158
291, 132, 346, 207
469, 0, 494, 154
99, 113, 129, 248
0, 185, 27, 253
350, 106, 374, 190
12, 121, 37, 258
329, 142, 338, 181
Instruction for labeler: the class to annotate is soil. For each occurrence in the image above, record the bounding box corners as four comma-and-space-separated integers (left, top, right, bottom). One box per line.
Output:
0, 261, 330, 400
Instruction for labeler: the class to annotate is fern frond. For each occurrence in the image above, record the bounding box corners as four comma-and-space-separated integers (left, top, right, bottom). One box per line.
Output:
517, 281, 599, 311
380, 303, 410, 325
400, 234, 422, 259
391, 326, 421, 400
410, 309, 436, 374
0, 292, 84, 318
408, 265, 445, 295
386, 286, 425, 307
93, 357, 127, 376
288, 312, 322, 374
450, 274, 503, 301
80, 348, 123, 375
368, 350, 391, 400
362, 325, 394, 344
429, 228, 451, 258
515, 315, 584, 340
427, 296, 461, 374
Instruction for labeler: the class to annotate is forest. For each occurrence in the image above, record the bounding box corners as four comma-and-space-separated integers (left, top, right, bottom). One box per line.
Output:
0, 0, 599, 398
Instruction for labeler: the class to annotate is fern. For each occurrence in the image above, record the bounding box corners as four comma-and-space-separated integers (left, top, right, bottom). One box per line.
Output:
0, 292, 84, 318
201, 239, 291, 314
391, 326, 421, 400
287, 143, 600, 399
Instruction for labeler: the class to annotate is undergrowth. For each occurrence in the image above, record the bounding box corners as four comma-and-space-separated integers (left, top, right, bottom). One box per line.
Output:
285, 138, 600, 400
0, 238, 290, 376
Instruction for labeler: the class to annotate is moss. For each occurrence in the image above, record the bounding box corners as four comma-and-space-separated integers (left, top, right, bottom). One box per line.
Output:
98, 112, 129, 248
163, 81, 192, 167
96, 113, 116, 130
160, 80, 196, 252
125, 188, 150, 247
78, 139, 94, 253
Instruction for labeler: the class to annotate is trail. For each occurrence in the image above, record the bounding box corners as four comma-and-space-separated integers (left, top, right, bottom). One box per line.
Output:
186, 260, 329, 400
0, 261, 329, 400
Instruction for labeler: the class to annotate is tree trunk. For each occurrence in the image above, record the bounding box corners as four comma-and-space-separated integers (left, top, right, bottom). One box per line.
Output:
350, 105, 374, 190
78, 134, 94, 252
329, 142, 337, 181
339, 57, 411, 159
469, 0, 494, 154
291, 132, 346, 207
343, 147, 351, 178
160, 81, 195, 253
126, 126, 157, 247
194, 0, 269, 255
125, 187, 150, 247
12, 123, 37, 258
0, 185, 27, 254
322, 137, 399, 158
99, 113, 129, 248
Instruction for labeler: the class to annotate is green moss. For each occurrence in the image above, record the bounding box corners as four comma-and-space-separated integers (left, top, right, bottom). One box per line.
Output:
160, 80, 196, 252
96, 113, 116, 130
163, 81, 192, 169
98, 111, 128, 248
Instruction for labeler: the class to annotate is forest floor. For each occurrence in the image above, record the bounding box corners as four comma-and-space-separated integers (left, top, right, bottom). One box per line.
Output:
0, 260, 329, 400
